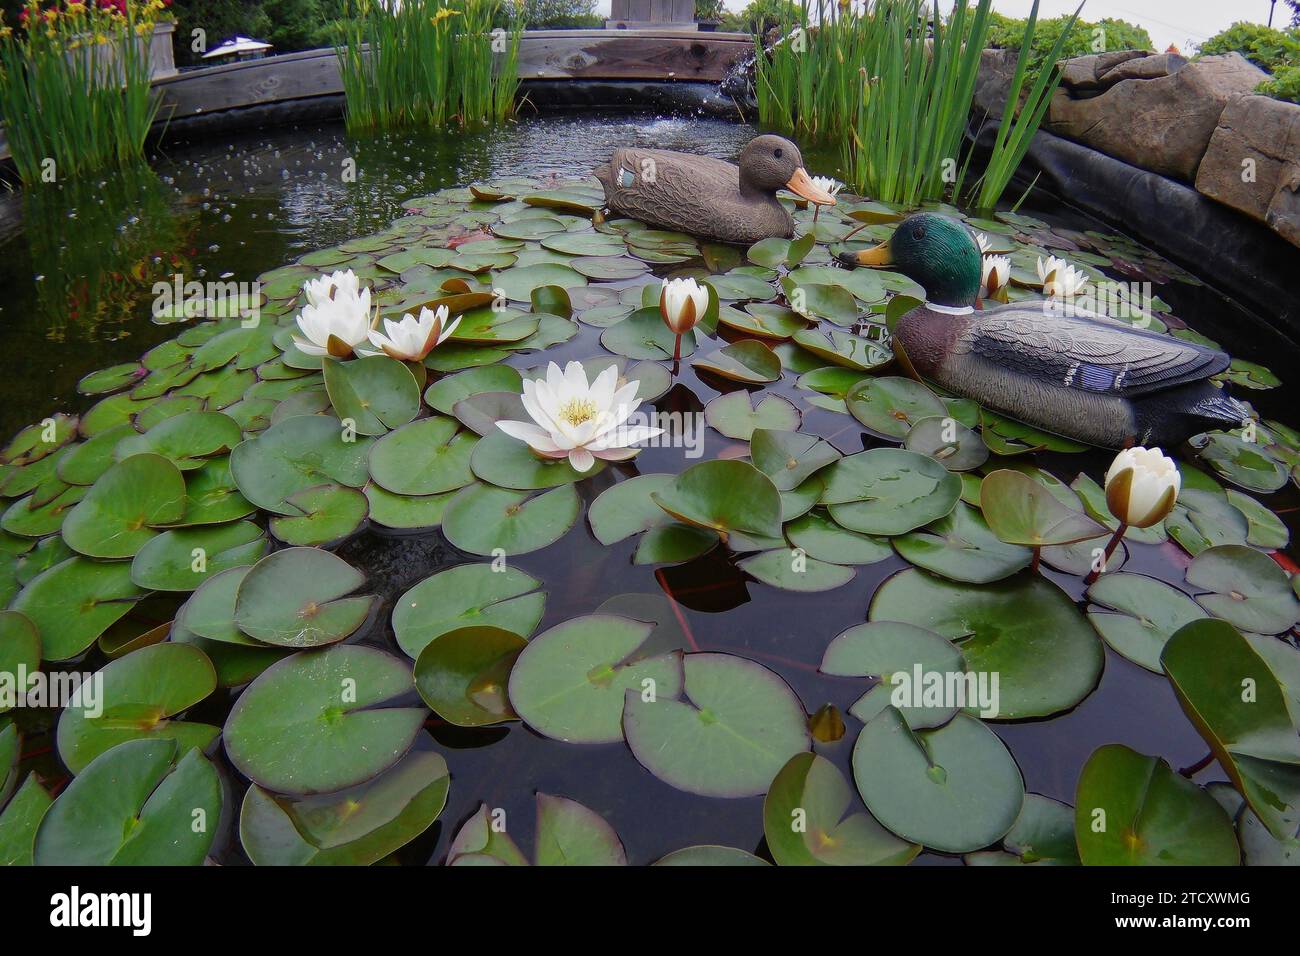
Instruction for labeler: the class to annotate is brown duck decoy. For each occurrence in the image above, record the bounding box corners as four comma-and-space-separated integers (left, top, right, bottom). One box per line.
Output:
593, 134, 835, 245
838, 213, 1249, 448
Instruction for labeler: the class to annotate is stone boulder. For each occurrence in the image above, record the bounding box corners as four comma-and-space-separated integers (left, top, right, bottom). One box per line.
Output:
1056, 50, 1148, 91
1045, 52, 1269, 183
1194, 92, 1300, 248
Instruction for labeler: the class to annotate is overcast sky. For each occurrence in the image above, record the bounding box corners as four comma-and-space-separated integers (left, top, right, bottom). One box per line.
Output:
594, 0, 1288, 54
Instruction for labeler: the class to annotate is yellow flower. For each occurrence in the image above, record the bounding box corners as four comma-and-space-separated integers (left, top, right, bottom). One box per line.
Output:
431, 8, 461, 22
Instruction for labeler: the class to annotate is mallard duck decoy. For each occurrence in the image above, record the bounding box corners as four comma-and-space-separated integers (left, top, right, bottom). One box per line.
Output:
838, 213, 1249, 448
593, 134, 835, 245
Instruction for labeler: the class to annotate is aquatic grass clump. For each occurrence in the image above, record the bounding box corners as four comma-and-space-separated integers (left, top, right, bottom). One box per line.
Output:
337, 0, 522, 136
754, 0, 1077, 209
0, 0, 165, 183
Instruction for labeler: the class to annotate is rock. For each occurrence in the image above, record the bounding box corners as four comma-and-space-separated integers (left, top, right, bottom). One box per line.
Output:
1096, 53, 1185, 85
1195, 94, 1300, 228
1266, 163, 1300, 247
973, 48, 1022, 116
1057, 50, 1148, 90
1046, 53, 1269, 183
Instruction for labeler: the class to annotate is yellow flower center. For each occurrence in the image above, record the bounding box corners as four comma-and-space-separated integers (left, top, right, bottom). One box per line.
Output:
558, 398, 598, 427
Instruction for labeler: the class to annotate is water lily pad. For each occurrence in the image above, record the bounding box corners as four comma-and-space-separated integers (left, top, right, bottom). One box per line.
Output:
492, 263, 585, 302
61, 454, 187, 558
367, 416, 477, 497
694, 341, 782, 384
750, 429, 841, 492
653, 845, 769, 866
424, 365, 523, 415
1185, 545, 1300, 634
600, 309, 696, 361
791, 328, 892, 371
393, 563, 544, 659
56, 643, 219, 773
509, 614, 682, 744
130, 520, 268, 591
1, 413, 76, 466
846, 377, 946, 439
588, 474, 678, 544
852, 707, 1024, 853
651, 459, 783, 541
234, 547, 376, 648
13, 557, 144, 661
633, 523, 719, 564
1225, 489, 1289, 549
965, 794, 1080, 866
720, 303, 807, 339
870, 569, 1104, 719
224, 644, 426, 795
764, 752, 919, 866
0, 774, 51, 865
230, 414, 373, 516
240, 744, 450, 865
904, 416, 989, 471
175, 456, 257, 526
1073, 743, 1240, 865
979, 469, 1106, 547
1162, 619, 1300, 841
820, 448, 962, 535
269, 484, 369, 547
322, 356, 421, 436
623, 652, 810, 798
822, 621, 966, 728
413, 626, 525, 727
784, 509, 891, 565
739, 548, 856, 592
115, 411, 243, 470
1193, 432, 1288, 492
470, 430, 605, 489
1086, 573, 1208, 672
703, 390, 799, 442
893, 501, 1031, 583
34, 740, 221, 865
442, 483, 580, 556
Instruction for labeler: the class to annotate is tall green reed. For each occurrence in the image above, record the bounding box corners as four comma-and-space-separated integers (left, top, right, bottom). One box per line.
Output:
338, 0, 522, 136
755, 0, 1074, 209
0, 2, 162, 184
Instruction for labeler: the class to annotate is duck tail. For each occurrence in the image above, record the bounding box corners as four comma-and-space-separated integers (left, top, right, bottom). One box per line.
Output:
1189, 388, 1252, 432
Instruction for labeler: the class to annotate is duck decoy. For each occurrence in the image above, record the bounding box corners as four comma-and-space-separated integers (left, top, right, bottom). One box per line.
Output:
593, 134, 835, 245
838, 213, 1249, 448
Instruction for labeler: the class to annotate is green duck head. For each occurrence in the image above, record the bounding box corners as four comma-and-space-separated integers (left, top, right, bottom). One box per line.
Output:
739, 135, 837, 206
838, 213, 981, 309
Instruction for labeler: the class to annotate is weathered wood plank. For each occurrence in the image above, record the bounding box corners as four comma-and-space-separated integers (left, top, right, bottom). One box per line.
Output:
516, 32, 749, 81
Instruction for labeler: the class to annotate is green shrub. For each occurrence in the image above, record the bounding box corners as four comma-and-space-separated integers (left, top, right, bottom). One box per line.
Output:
987, 12, 1151, 74
1198, 21, 1300, 73
1259, 63, 1300, 103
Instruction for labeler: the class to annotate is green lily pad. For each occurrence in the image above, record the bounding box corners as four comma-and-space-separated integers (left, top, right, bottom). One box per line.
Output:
0, 774, 51, 865
61, 454, 187, 558
424, 365, 523, 415
364, 485, 454, 530
0, 611, 40, 714
870, 568, 1104, 719
224, 644, 426, 795
56, 424, 134, 486
1073, 743, 1240, 865
175, 456, 257, 526
904, 416, 989, 471
738, 549, 856, 592
322, 356, 421, 436
979, 469, 1106, 547
234, 547, 376, 648
230, 414, 373, 516
1193, 432, 1288, 492
115, 411, 243, 470
588, 474, 678, 544
1086, 573, 1208, 672
704, 391, 800, 441
1225, 489, 1289, 549
240, 744, 450, 865
368, 416, 477, 496
846, 377, 946, 439
600, 309, 696, 361
791, 328, 892, 371
1186, 545, 1300, 634
694, 341, 782, 384
414, 626, 525, 726
751, 429, 841, 492
509, 614, 682, 744
492, 263, 585, 302
393, 563, 544, 659
653, 845, 770, 866
1162, 619, 1300, 841
1, 413, 76, 466
784, 509, 892, 565
893, 501, 1032, 583
965, 794, 1080, 866
623, 652, 811, 798
470, 430, 605, 489
852, 707, 1024, 853
13, 557, 144, 661
176, 566, 261, 646
269, 484, 369, 547
819, 448, 962, 535
822, 621, 966, 728
651, 459, 784, 542
441, 483, 580, 556
56, 643, 219, 774
130, 520, 267, 591
633, 523, 719, 564
720, 303, 807, 339
764, 752, 919, 866
34, 740, 221, 865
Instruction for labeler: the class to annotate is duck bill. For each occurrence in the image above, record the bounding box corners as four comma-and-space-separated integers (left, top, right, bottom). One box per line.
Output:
837, 240, 894, 268
785, 168, 836, 206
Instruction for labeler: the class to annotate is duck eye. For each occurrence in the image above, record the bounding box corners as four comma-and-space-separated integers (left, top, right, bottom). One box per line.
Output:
912, 225, 926, 240
774, 148, 784, 159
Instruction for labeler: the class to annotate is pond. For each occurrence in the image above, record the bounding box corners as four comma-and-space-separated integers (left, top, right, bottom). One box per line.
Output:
1, 111, 1298, 866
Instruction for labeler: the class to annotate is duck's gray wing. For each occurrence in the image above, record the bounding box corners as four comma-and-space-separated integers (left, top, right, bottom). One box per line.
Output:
958, 306, 1229, 397
595, 148, 738, 224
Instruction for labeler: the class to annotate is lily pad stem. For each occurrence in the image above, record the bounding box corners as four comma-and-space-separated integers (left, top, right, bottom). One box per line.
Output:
1178, 751, 1215, 778
1083, 523, 1127, 586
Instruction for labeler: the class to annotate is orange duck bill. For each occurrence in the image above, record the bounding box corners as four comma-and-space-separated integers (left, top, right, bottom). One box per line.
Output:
785, 168, 837, 205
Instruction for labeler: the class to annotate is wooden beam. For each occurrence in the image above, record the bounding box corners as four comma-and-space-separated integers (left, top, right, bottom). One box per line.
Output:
516, 31, 751, 81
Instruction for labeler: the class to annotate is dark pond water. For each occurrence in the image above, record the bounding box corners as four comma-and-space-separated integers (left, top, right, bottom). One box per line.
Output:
3, 112, 1298, 865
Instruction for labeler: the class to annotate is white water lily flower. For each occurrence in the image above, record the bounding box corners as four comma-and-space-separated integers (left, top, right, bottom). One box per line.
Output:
360, 305, 460, 361
293, 272, 373, 358
981, 254, 1011, 298
810, 175, 844, 200
496, 361, 664, 473
1105, 446, 1181, 528
1037, 255, 1089, 299
659, 277, 709, 335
